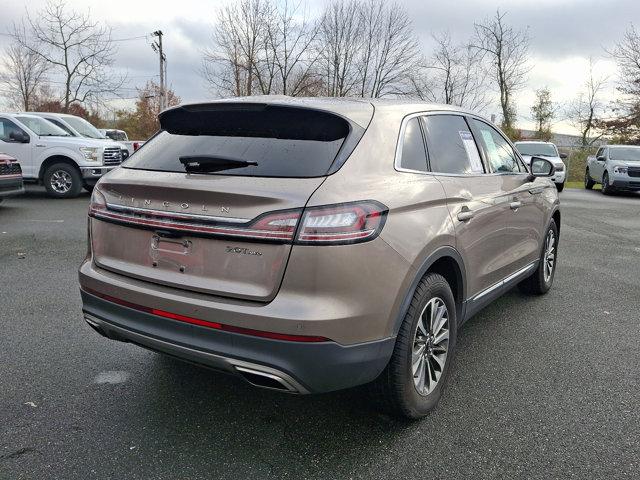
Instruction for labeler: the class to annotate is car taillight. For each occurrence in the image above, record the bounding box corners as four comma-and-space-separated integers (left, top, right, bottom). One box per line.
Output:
88, 187, 106, 216
296, 201, 387, 245
89, 194, 386, 245
133, 142, 140, 151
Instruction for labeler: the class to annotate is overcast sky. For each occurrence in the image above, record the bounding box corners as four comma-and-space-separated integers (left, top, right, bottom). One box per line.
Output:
1, 0, 638, 133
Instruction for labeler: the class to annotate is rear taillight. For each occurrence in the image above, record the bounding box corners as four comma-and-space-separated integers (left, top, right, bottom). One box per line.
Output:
245, 201, 387, 244
89, 187, 106, 215
89, 193, 386, 245
296, 201, 387, 244
133, 142, 140, 151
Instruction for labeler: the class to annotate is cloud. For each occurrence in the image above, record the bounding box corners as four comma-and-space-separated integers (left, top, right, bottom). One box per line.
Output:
1, 0, 638, 134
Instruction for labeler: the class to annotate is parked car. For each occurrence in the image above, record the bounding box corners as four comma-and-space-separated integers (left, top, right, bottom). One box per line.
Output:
99, 128, 144, 156
79, 98, 560, 418
0, 152, 24, 203
30, 112, 129, 161
514, 141, 567, 191
585, 145, 640, 194
0, 113, 126, 198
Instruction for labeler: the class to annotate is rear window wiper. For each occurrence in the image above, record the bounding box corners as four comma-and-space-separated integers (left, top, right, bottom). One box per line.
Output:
179, 155, 258, 173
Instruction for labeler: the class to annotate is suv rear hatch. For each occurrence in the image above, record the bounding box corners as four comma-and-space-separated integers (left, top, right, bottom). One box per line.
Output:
89, 102, 371, 302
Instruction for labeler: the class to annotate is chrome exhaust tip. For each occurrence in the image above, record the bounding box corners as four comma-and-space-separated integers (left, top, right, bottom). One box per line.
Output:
235, 366, 299, 393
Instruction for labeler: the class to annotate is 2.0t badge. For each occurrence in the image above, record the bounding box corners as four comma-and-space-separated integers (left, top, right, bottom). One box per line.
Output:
226, 246, 262, 256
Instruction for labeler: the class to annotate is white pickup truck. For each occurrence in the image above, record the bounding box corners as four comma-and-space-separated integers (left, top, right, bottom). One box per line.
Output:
31, 112, 130, 161
0, 113, 125, 198
99, 129, 145, 156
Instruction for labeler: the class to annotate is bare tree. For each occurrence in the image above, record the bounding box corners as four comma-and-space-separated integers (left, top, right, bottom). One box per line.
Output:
202, 0, 320, 97
202, 0, 270, 96
413, 31, 490, 111
602, 24, 640, 142
315, 0, 363, 97
0, 41, 49, 111
609, 24, 640, 98
10, 0, 123, 112
472, 9, 530, 132
355, 0, 421, 97
566, 58, 607, 146
263, 0, 321, 96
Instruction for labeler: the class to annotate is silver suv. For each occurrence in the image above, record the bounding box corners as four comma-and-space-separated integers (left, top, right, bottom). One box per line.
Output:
79, 98, 560, 418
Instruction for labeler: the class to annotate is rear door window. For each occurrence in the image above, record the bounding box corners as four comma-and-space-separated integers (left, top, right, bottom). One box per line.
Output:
471, 120, 524, 173
422, 115, 484, 174
398, 117, 428, 172
123, 105, 354, 178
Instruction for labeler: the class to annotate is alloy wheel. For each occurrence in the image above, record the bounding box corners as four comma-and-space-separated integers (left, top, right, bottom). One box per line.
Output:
50, 170, 73, 194
543, 229, 556, 283
412, 297, 449, 396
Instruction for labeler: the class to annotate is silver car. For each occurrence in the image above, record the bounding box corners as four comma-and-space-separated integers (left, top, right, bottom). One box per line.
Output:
585, 145, 640, 194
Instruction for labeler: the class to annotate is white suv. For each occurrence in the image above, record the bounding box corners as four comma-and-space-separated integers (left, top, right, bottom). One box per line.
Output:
0, 113, 124, 198
515, 141, 567, 191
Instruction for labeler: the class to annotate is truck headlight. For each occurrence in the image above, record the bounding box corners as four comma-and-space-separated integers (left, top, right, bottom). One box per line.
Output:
80, 147, 99, 162
554, 164, 565, 172
613, 166, 628, 174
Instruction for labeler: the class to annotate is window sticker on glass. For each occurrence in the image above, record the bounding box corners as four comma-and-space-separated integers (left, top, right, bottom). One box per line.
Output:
459, 131, 483, 173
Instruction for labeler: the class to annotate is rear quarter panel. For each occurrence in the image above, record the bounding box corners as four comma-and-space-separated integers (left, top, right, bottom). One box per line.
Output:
307, 107, 456, 338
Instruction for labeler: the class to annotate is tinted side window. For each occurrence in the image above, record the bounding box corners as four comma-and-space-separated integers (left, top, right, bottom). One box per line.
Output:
398, 117, 428, 172
423, 115, 484, 174
471, 120, 523, 173
0, 118, 27, 143
595, 147, 603, 157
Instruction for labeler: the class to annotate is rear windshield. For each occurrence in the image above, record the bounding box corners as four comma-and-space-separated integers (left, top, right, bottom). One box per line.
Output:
123, 104, 351, 178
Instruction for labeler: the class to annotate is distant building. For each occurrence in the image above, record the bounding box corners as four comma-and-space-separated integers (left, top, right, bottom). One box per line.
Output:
518, 129, 605, 148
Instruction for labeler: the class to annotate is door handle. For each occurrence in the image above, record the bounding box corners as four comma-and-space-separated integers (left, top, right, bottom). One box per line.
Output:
510, 201, 522, 210
35, 143, 46, 147
457, 207, 475, 222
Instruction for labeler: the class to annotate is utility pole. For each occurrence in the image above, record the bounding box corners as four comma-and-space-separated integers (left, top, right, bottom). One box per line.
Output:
151, 30, 166, 111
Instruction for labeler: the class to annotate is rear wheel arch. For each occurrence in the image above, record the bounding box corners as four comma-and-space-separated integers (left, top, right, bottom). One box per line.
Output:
552, 209, 561, 235
38, 155, 80, 181
393, 247, 466, 335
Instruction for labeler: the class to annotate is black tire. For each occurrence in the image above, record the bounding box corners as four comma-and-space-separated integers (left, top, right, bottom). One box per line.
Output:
584, 169, 595, 190
556, 182, 565, 192
369, 273, 457, 419
43, 163, 82, 198
518, 219, 558, 295
601, 171, 614, 195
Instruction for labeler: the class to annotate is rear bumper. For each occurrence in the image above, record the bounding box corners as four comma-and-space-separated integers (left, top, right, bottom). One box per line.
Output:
80, 289, 395, 394
612, 179, 640, 191
0, 176, 24, 197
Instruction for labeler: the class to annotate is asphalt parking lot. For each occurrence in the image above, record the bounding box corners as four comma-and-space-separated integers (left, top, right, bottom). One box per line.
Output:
1, 186, 638, 480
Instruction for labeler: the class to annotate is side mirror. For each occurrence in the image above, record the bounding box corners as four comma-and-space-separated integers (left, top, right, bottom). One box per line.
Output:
596, 155, 606, 162
9, 130, 29, 143
559, 152, 568, 159
529, 157, 555, 179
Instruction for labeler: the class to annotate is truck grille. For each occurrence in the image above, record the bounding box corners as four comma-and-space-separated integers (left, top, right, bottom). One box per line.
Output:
103, 147, 123, 166
0, 162, 22, 176
628, 167, 640, 178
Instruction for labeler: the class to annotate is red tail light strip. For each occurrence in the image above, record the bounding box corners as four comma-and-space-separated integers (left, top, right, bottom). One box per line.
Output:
89, 205, 297, 241
83, 287, 331, 343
